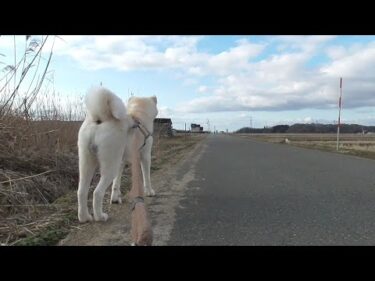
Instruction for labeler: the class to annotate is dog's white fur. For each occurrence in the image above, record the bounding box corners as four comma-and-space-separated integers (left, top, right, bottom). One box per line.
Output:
77, 87, 158, 222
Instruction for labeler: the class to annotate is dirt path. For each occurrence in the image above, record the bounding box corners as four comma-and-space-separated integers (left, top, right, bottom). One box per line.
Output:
59, 138, 207, 246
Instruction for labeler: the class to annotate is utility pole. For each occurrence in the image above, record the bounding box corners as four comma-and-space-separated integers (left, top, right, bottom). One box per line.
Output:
336, 77, 343, 151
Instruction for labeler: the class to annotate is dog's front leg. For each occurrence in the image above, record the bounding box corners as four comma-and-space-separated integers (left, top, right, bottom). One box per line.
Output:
141, 140, 155, 197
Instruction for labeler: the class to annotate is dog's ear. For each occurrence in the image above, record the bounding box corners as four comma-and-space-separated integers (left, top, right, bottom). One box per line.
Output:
151, 96, 157, 105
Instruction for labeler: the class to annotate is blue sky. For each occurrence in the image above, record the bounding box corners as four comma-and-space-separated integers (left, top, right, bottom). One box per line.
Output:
1, 35, 375, 131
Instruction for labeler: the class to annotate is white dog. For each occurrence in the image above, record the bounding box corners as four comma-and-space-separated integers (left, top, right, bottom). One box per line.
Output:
77, 87, 158, 222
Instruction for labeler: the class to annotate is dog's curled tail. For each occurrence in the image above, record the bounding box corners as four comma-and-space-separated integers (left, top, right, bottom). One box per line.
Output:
85, 87, 127, 122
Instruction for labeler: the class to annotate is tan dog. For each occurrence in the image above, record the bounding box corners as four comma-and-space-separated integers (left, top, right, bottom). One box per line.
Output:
77, 87, 158, 222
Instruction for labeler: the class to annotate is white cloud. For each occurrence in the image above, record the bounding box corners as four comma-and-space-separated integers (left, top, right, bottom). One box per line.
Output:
156, 106, 174, 118
325, 45, 347, 60
2, 35, 375, 116
206, 39, 266, 75
321, 42, 375, 78
182, 78, 198, 86
274, 35, 336, 53
197, 85, 208, 94
177, 37, 375, 113
40, 36, 267, 78
51, 35, 206, 72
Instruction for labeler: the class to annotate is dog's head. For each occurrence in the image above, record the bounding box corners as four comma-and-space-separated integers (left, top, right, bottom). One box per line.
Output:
127, 96, 158, 120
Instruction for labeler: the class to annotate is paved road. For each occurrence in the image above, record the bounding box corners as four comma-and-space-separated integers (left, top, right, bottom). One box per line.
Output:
168, 134, 375, 245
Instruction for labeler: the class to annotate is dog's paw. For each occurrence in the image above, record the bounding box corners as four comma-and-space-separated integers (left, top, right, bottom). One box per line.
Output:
78, 213, 93, 223
145, 189, 156, 197
110, 189, 122, 204
94, 212, 108, 222
110, 197, 122, 204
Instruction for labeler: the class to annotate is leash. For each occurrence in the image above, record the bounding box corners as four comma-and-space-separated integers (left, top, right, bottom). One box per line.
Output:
130, 118, 153, 247
130, 196, 145, 246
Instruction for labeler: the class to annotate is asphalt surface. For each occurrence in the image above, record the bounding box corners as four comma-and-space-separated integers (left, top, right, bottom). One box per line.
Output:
168, 134, 375, 245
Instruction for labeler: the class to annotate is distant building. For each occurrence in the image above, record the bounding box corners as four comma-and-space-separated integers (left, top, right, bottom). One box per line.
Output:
191, 123, 203, 133
154, 118, 173, 137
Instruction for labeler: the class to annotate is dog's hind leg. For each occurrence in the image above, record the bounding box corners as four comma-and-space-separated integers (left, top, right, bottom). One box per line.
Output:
141, 141, 155, 197
77, 149, 97, 223
93, 175, 114, 221
110, 159, 126, 204
93, 153, 122, 221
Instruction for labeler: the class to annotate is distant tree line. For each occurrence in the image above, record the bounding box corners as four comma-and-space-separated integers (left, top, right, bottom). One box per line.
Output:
236, 123, 375, 134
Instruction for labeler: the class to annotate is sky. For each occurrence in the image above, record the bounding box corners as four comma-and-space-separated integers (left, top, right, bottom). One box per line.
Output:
1, 35, 375, 132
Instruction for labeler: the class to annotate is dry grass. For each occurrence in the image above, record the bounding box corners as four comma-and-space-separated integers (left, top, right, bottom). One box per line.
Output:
0, 118, 81, 245
0, 36, 91, 245
0, 36, 206, 245
0, 83, 204, 245
0, 127, 205, 246
236, 133, 375, 160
